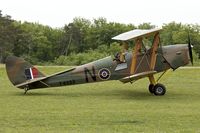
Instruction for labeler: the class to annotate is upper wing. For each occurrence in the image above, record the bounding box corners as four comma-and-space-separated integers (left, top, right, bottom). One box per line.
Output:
120, 71, 157, 83
112, 28, 162, 41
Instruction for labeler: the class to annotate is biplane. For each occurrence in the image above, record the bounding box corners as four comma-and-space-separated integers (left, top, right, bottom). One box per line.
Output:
5, 28, 193, 95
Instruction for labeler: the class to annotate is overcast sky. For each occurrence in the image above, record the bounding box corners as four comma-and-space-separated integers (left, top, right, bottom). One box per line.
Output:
0, 0, 199, 28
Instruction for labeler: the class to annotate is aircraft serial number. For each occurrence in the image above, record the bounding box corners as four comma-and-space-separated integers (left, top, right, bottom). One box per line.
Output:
59, 80, 75, 86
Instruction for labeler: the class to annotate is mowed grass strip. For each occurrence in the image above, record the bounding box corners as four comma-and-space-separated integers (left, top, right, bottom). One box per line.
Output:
0, 66, 200, 133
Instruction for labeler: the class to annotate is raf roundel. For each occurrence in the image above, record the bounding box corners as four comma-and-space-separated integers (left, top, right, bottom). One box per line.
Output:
98, 68, 111, 80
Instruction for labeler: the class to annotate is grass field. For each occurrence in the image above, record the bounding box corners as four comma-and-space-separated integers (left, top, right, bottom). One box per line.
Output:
0, 66, 200, 133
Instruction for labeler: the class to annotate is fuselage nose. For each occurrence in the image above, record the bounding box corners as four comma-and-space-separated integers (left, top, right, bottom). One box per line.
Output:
162, 44, 190, 70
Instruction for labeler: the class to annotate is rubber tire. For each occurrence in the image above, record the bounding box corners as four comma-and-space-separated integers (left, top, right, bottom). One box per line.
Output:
148, 84, 155, 93
153, 83, 166, 96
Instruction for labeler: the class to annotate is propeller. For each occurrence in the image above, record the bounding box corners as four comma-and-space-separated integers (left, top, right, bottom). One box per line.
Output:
188, 33, 193, 65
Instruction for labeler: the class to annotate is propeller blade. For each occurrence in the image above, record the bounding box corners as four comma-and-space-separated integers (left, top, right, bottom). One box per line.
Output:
188, 34, 193, 65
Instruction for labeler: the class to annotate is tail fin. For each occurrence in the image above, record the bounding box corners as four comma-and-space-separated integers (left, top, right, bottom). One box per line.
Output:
5, 56, 45, 86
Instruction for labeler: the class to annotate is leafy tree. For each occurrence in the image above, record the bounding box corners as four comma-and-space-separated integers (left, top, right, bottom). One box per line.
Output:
1, 10, 200, 64
138, 23, 155, 29
0, 10, 16, 62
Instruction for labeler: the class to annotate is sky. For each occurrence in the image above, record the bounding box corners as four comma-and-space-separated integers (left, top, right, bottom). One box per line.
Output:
0, 0, 200, 28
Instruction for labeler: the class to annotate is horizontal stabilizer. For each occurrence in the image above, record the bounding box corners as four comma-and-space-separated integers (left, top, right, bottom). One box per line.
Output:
112, 28, 162, 41
15, 68, 75, 89
15, 67, 75, 89
120, 71, 157, 83
15, 77, 48, 88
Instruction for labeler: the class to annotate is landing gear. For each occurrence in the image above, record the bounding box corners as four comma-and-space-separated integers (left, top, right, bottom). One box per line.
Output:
148, 74, 167, 96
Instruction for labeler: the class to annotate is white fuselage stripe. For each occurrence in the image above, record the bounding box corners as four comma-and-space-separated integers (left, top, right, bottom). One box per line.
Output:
30, 68, 34, 79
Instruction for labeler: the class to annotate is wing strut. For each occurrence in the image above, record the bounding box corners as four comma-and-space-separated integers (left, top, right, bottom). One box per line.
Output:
150, 32, 160, 70
130, 38, 142, 74
148, 32, 161, 85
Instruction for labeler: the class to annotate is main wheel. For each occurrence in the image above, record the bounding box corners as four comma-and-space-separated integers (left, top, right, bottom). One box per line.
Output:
153, 83, 166, 96
148, 84, 155, 93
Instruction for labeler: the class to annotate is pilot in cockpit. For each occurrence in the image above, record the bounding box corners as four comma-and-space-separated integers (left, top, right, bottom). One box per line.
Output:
114, 42, 129, 64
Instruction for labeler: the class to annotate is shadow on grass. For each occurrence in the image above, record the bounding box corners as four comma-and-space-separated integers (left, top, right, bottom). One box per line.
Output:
112, 120, 144, 124
10, 87, 194, 101
92, 120, 145, 125
11, 89, 156, 100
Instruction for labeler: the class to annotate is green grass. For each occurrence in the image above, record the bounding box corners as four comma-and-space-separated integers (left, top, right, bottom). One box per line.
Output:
1, 66, 200, 133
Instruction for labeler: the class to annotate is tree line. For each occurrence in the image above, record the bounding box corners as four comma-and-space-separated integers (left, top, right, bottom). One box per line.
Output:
0, 10, 200, 65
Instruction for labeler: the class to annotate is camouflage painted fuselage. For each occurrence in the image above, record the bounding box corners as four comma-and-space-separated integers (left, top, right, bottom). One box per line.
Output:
38, 44, 190, 89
